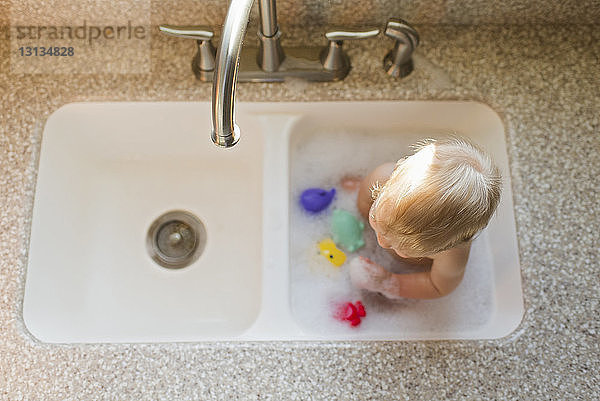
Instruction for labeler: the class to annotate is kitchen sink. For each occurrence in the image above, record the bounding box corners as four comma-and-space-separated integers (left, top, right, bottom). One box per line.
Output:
24, 101, 523, 342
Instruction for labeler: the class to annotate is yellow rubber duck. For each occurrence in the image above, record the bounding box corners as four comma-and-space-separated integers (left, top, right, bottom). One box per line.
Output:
318, 239, 347, 267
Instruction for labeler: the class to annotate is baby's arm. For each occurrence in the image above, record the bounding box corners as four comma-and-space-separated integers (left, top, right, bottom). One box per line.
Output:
356, 163, 396, 219
350, 245, 470, 299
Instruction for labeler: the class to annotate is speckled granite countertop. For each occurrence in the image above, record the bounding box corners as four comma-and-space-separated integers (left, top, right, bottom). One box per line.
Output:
1, 24, 598, 399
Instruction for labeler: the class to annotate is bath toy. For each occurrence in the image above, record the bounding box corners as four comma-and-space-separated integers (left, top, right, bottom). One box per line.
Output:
318, 238, 346, 267
331, 209, 365, 252
355, 301, 366, 317
300, 188, 336, 213
334, 301, 367, 327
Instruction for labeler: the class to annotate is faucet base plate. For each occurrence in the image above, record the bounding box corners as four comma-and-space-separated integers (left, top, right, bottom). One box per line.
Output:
194, 46, 350, 83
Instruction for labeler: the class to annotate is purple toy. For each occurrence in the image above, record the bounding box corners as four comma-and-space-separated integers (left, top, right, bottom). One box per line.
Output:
300, 188, 336, 213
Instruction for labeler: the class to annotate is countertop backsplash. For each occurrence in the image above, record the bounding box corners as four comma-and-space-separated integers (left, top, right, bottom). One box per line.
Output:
2, 0, 600, 28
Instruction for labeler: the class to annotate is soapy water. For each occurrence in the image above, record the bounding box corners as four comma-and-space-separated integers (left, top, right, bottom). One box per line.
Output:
289, 130, 494, 336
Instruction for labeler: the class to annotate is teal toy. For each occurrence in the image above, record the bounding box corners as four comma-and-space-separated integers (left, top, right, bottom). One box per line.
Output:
331, 209, 365, 252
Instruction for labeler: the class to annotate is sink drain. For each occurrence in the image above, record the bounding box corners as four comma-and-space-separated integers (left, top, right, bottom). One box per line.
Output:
146, 210, 207, 269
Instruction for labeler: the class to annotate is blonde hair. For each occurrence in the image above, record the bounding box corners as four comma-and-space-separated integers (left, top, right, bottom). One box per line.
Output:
370, 136, 502, 257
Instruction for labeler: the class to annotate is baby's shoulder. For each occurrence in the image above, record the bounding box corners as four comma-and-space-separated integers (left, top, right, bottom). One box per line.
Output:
431, 242, 471, 271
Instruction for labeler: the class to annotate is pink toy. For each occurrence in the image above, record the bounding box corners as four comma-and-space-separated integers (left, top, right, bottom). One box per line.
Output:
355, 301, 366, 317
334, 300, 367, 327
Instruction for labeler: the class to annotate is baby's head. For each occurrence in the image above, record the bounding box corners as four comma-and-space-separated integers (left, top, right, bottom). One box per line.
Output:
369, 137, 502, 257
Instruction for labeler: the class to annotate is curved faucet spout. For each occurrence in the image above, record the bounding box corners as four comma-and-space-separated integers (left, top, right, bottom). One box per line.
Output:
211, 0, 255, 148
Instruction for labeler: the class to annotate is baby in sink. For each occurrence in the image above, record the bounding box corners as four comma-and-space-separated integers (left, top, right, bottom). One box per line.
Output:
346, 136, 502, 299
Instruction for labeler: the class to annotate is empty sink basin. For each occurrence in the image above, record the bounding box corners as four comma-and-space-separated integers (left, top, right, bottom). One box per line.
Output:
24, 101, 523, 342
24, 102, 264, 342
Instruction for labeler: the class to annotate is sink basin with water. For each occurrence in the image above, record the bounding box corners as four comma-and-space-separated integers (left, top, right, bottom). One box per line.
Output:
24, 101, 523, 342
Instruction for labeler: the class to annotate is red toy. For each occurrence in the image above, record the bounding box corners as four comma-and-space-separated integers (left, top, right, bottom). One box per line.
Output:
334, 301, 367, 327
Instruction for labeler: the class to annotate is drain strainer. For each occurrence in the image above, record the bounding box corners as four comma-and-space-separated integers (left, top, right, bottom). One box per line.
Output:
146, 210, 207, 269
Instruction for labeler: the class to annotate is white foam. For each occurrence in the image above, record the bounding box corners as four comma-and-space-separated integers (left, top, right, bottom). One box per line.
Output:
289, 130, 495, 336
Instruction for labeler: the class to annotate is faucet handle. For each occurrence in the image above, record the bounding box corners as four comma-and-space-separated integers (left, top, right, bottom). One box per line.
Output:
321, 28, 380, 73
324, 28, 380, 42
158, 25, 214, 41
159, 24, 216, 78
383, 18, 419, 78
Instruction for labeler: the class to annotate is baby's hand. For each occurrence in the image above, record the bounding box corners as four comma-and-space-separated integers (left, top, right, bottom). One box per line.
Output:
349, 256, 391, 293
340, 175, 362, 192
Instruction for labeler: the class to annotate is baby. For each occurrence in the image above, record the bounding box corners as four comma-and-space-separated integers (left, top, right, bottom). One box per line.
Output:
347, 136, 502, 299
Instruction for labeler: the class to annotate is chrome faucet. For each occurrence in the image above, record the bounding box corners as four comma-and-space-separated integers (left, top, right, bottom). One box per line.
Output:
160, 0, 379, 148
212, 0, 290, 147
210, 0, 255, 147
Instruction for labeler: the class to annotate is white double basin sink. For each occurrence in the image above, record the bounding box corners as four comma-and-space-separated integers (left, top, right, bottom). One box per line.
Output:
24, 101, 524, 343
